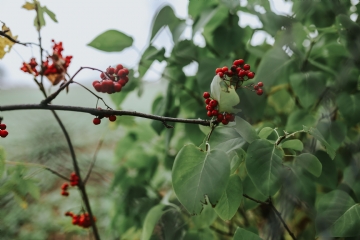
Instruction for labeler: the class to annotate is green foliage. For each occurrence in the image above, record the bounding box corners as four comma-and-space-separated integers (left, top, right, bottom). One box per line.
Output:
88, 30, 133, 52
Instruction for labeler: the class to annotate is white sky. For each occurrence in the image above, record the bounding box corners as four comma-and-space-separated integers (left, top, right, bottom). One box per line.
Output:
0, 0, 292, 89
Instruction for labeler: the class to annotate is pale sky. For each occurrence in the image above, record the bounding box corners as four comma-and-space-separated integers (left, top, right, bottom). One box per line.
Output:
0, 0, 293, 89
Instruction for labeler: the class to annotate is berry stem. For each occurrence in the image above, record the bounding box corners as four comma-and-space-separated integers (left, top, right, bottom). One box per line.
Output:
72, 81, 112, 109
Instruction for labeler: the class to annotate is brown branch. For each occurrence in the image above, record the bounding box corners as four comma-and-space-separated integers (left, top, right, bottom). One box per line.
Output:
268, 198, 297, 240
0, 104, 211, 126
242, 194, 269, 205
84, 137, 104, 184
41, 67, 103, 105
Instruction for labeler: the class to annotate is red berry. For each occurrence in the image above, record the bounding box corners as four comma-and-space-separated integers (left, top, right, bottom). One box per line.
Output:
93, 118, 101, 125
231, 65, 237, 72
121, 76, 129, 83
118, 79, 127, 86
203, 92, 210, 99
234, 59, 244, 65
61, 183, 69, 190
225, 113, 232, 121
109, 115, 116, 122
236, 67, 241, 73
247, 72, 255, 79
258, 82, 263, 87
221, 119, 229, 125
238, 70, 246, 77
215, 68, 222, 74
211, 110, 218, 116
218, 72, 224, 78
0, 130, 8, 138
123, 68, 129, 75
205, 98, 211, 105
229, 114, 235, 122
222, 66, 228, 72
115, 64, 123, 72
254, 85, 259, 90
256, 89, 263, 95
93, 81, 102, 92
0, 123, 6, 130
113, 82, 122, 92
65, 211, 74, 217
207, 111, 213, 117
107, 67, 115, 75
226, 71, 234, 77
117, 69, 126, 77
209, 100, 218, 107
217, 114, 224, 122
61, 191, 69, 196
206, 105, 213, 111
70, 181, 79, 186
243, 64, 250, 70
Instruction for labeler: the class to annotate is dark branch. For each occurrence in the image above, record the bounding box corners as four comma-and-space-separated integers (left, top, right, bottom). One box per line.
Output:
0, 104, 211, 126
268, 198, 297, 240
242, 194, 269, 205
44, 167, 70, 181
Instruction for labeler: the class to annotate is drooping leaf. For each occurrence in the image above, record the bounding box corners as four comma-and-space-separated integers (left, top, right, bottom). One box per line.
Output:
88, 30, 133, 52
172, 144, 230, 214
219, 85, 241, 113
209, 126, 246, 154
289, 72, 327, 109
0, 24, 17, 59
31, 4, 58, 30
210, 74, 223, 101
234, 117, 259, 143
192, 203, 217, 229
314, 151, 337, 189
246, 139, 284, 196
281, 139, 303, 151
258, 127, 274, 139
233, 227, 263, 240
303, 126, 335, 160
141, 204, 166, 240
214, 174, 243, 220
294, 153, 322, 177
317, 121, 347, 151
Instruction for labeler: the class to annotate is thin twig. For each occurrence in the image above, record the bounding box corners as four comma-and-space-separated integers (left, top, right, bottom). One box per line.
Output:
35, 2, 44, 86
72, 81, 112, 109
41, 67, 103, 105
5, 161, 70, 181
0, 104, 211, 126
0, 31, 40, 47
268, 198, 297, 240
242, 194, 269, 205
84, 138, 104, 184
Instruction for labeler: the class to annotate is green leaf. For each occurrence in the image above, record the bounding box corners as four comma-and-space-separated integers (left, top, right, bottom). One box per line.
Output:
316, 190, 357, 235
286, 110, 316, 132
192, 203, 217, 229
289, 72, 327, 109
196, 57, 222, 92
294, 153, 322, 177
25, 180, 40, 200
268, 89, 295, 114
141, 204, 166, 240
336, 93, 360, 126
317, 121, 347, 151
210, 74, 223, 102
209, 126, 246, 154
192, 7, 218, 37
139, 46, 166, 77
183, 229, 215, 240
150, 5, 184, 42
243, 176, 267, 210
171, 40, 198, 66
230, 148, 246, 174
188, 0, 218, 19
314, 151, 337, 189
303, 126, 335, 160
214, 174, 243, 220
331, 204, 360, 237
281, 139, 303, 151
233, 227, 263, 240
88, 30, 133, 52
219, 85, 241, 113
43, 6, 58, 23
234, 117, 259, 143
254, 47, 291, 87
246, 139, 284, 196
258, 127, 273, 139
0, 147, 5, 179
172, 144, 230, 214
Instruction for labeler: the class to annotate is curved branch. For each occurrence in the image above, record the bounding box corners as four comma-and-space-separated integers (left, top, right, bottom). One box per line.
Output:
0, 104, 211, 126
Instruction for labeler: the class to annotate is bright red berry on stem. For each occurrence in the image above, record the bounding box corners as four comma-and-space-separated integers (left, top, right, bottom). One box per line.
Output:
115, 64, 123, 72
203, 92, 210, 99
107, 67, 115, 75
93, 118, 101, 125
238, 70, 246, 77
218, 72, 224, 78
123, 68, 129, 75
0, 124, 6, 130
0, 130, 8, 138
206, 105, 213, 111
207, 111, 213, 117
113, 82, 122, 92
205, 98, 211, 105
256, 89, 263, 95
234, 59, 244, 65
209, 100, 218, 107
61, 183, 69, 190
225, 113, 232, 121
215, 68, 222, 74
247, 72, 255, 79
222, 119, 229, 125
211, 110, 218, 116
61, 191, 69, 196
217, 114, 224, 122
109, 115, 116, 122
243, 64, 250, 70
258, 82, 263, 87
254, 85, 259, 90
222, 66, 228, 72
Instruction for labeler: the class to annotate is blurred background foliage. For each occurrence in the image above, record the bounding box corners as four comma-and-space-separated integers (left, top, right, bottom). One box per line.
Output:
1, 0, 360, 239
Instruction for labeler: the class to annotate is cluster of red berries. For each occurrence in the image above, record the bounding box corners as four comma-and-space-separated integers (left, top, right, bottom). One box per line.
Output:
253, 82, 264, 96
203, 92, 235, 125
215, 59, 264, 95
93, 114, 117, 125
60, 172, 79, 197
92, 64, 129, 94
65, 211, 96, 228
20, 40, 73, 80
0, 122, 8, 138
